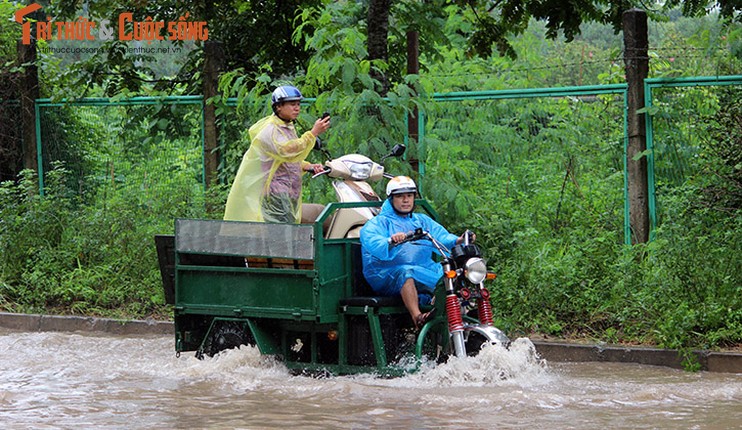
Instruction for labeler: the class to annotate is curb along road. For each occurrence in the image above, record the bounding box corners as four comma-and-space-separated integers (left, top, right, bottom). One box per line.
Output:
0, 312, 172, 336
1, 312, 739, 373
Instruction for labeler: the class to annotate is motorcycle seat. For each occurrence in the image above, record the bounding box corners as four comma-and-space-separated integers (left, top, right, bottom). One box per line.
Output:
342, 243, 406, 308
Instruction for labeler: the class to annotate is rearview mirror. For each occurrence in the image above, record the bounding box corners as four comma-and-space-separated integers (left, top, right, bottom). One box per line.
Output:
380, 144, 406, 163
390, 144, 406, 157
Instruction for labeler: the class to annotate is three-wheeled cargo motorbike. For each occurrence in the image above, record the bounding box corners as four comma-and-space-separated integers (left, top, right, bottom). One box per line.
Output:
155, 146, 510, 376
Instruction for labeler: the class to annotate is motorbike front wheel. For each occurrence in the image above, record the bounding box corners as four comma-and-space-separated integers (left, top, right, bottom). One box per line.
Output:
464, 331, 491, 356
417, 325, 503, 362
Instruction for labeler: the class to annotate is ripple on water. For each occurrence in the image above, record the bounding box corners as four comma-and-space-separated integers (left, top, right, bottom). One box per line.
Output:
0, 331, 740, 429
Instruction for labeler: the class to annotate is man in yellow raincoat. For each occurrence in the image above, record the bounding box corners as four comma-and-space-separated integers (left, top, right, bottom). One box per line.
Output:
224, 85, 330, 223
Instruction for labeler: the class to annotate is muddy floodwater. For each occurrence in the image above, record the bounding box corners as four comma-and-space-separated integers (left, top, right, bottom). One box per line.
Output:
0, 329, 740, 429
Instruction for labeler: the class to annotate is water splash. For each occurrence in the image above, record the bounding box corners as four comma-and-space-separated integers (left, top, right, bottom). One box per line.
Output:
176, 336, 552, 388
166, 344, 294, 392
378, 337, 552, 388
1, 331, 739, 429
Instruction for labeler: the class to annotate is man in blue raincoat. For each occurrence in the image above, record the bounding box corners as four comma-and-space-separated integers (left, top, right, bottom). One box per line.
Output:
360, 176, 471, 328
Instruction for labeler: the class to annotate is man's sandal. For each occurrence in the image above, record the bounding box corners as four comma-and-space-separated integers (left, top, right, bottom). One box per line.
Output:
415, 309, 436, 329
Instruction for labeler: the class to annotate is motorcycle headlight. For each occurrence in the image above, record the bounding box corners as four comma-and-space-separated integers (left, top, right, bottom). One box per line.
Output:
347, 161, 373, 180
464, 257, 487, 284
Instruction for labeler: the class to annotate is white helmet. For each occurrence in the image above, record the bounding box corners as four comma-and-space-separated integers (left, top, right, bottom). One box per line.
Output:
386, 176, 417, 197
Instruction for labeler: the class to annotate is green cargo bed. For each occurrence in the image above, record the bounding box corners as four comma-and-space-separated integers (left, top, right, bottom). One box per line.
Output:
174, 218, 352, 323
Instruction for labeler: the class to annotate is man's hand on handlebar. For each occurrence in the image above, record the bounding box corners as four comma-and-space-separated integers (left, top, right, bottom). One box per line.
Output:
388, 228, 426, 246
304, 163, 326, 175
389, 232, 409, 244
310, 165, 332, 179
455, 230, 476, 245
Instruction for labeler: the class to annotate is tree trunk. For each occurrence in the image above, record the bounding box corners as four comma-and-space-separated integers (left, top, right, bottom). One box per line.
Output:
0, 75, 23, 182
623, 8, 650, 244
203, 40, 224, 190
367, 0, 392, 95
18, 39, 38, 174
407, 31, 419, 173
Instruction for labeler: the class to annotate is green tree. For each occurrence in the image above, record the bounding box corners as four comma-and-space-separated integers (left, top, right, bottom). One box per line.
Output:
34, 0, 742, 98
310, 0, 742, 98
0, 0, 23, 182
48, 0, 323, 95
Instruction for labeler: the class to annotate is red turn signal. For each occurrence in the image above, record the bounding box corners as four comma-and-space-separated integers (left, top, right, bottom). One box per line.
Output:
445, 270, 457, 279
485, 272, 497, 280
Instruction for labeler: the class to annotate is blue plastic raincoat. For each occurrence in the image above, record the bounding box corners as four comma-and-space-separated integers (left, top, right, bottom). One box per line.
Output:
360, 199, 459, 300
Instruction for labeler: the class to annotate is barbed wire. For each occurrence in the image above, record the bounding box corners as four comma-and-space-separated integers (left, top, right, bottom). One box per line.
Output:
423, 50, 734, 79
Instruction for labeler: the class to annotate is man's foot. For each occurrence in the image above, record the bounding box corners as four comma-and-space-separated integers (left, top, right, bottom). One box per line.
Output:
414, 309, 436, 329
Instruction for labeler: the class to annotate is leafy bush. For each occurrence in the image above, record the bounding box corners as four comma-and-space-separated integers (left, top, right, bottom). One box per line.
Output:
479, 91, 742, 352
0, 161, 210, 318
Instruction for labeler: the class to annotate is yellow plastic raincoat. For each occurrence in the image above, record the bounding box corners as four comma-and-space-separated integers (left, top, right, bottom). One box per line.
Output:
224, 115, 317, 223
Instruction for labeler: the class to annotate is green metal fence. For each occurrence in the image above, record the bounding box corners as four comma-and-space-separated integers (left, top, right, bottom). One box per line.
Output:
35, 96, 205, 197
424, 85, 628, 244
34, 75, 742, 244
644, 75, 742, 240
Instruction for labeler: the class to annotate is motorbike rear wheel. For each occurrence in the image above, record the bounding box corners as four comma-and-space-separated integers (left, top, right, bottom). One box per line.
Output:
198, 320, 255, 359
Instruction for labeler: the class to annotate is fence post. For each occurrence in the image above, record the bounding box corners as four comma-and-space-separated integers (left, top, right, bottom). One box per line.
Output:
623, 8, 650, 244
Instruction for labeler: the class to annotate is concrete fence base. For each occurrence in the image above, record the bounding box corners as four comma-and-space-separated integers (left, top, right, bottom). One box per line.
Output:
1, 312, 739, 373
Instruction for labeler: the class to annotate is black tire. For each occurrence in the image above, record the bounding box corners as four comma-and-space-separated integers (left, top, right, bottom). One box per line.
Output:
465, 331, 490, 357
201, 321, 254, 358
417, 320, 451, 364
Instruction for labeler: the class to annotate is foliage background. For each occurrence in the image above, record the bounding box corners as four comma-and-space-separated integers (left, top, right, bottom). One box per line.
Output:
0, 1, 740, 356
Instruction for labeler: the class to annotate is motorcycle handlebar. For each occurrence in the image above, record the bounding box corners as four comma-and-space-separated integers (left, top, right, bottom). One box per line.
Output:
388, 228, 426, 245
387, 228, 469, 257
463, 229, 475, 245
310, 166, 332, 179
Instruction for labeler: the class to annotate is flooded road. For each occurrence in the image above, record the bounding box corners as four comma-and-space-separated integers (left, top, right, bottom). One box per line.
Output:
1, 329, 740, 429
